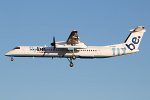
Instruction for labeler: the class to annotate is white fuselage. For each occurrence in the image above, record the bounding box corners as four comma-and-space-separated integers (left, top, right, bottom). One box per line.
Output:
5, 44, 139, 59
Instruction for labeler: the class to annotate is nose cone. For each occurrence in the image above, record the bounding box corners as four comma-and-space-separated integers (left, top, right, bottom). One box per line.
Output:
5, 51, 12, 56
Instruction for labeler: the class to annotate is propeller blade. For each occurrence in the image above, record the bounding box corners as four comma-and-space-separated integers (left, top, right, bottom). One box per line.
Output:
51, 36, 55, 46
51, 36, 56, 51
53, 36, 55, 44
53, 36, 56, 51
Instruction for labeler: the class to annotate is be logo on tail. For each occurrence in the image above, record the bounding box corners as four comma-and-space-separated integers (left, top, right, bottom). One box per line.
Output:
125, 36, 141, 51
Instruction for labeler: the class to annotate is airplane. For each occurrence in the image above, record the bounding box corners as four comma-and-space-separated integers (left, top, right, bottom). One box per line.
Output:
5, 26, 146, 67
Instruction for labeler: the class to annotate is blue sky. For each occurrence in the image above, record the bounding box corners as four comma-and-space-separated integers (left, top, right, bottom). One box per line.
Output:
0, 0, 150, 100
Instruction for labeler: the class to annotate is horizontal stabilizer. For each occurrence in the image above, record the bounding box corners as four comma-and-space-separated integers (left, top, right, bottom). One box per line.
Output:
130, 26, 144, 32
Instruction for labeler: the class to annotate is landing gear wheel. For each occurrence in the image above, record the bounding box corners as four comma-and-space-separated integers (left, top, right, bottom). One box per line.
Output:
73, 55, 76, 60
67, 58, 74, 67
11, 57, 13, 61
70, 63, 74, 67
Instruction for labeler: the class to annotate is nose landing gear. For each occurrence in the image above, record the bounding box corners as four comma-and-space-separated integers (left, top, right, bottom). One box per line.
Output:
11, 57, 13, 61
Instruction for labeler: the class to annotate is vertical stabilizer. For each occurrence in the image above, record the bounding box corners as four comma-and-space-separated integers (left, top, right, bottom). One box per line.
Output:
124, 26, 146, 51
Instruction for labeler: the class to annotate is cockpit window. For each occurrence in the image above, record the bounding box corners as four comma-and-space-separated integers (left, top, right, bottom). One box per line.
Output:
13, 47, 20, 49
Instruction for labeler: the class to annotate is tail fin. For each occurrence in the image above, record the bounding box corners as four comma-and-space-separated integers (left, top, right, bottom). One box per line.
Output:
124, 26, 146, 51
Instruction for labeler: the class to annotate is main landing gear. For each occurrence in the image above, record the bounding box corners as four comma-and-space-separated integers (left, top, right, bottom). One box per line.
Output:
67, 56, 76, 67
68, 50, 76, 67
73, 55, 76, 60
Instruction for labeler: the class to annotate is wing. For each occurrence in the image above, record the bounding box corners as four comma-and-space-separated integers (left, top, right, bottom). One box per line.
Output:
55, 30, 87, 50
66, 30, 79, 44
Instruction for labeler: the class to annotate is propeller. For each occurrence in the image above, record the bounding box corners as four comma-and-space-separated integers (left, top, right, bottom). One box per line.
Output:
51, 36, 56, 51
